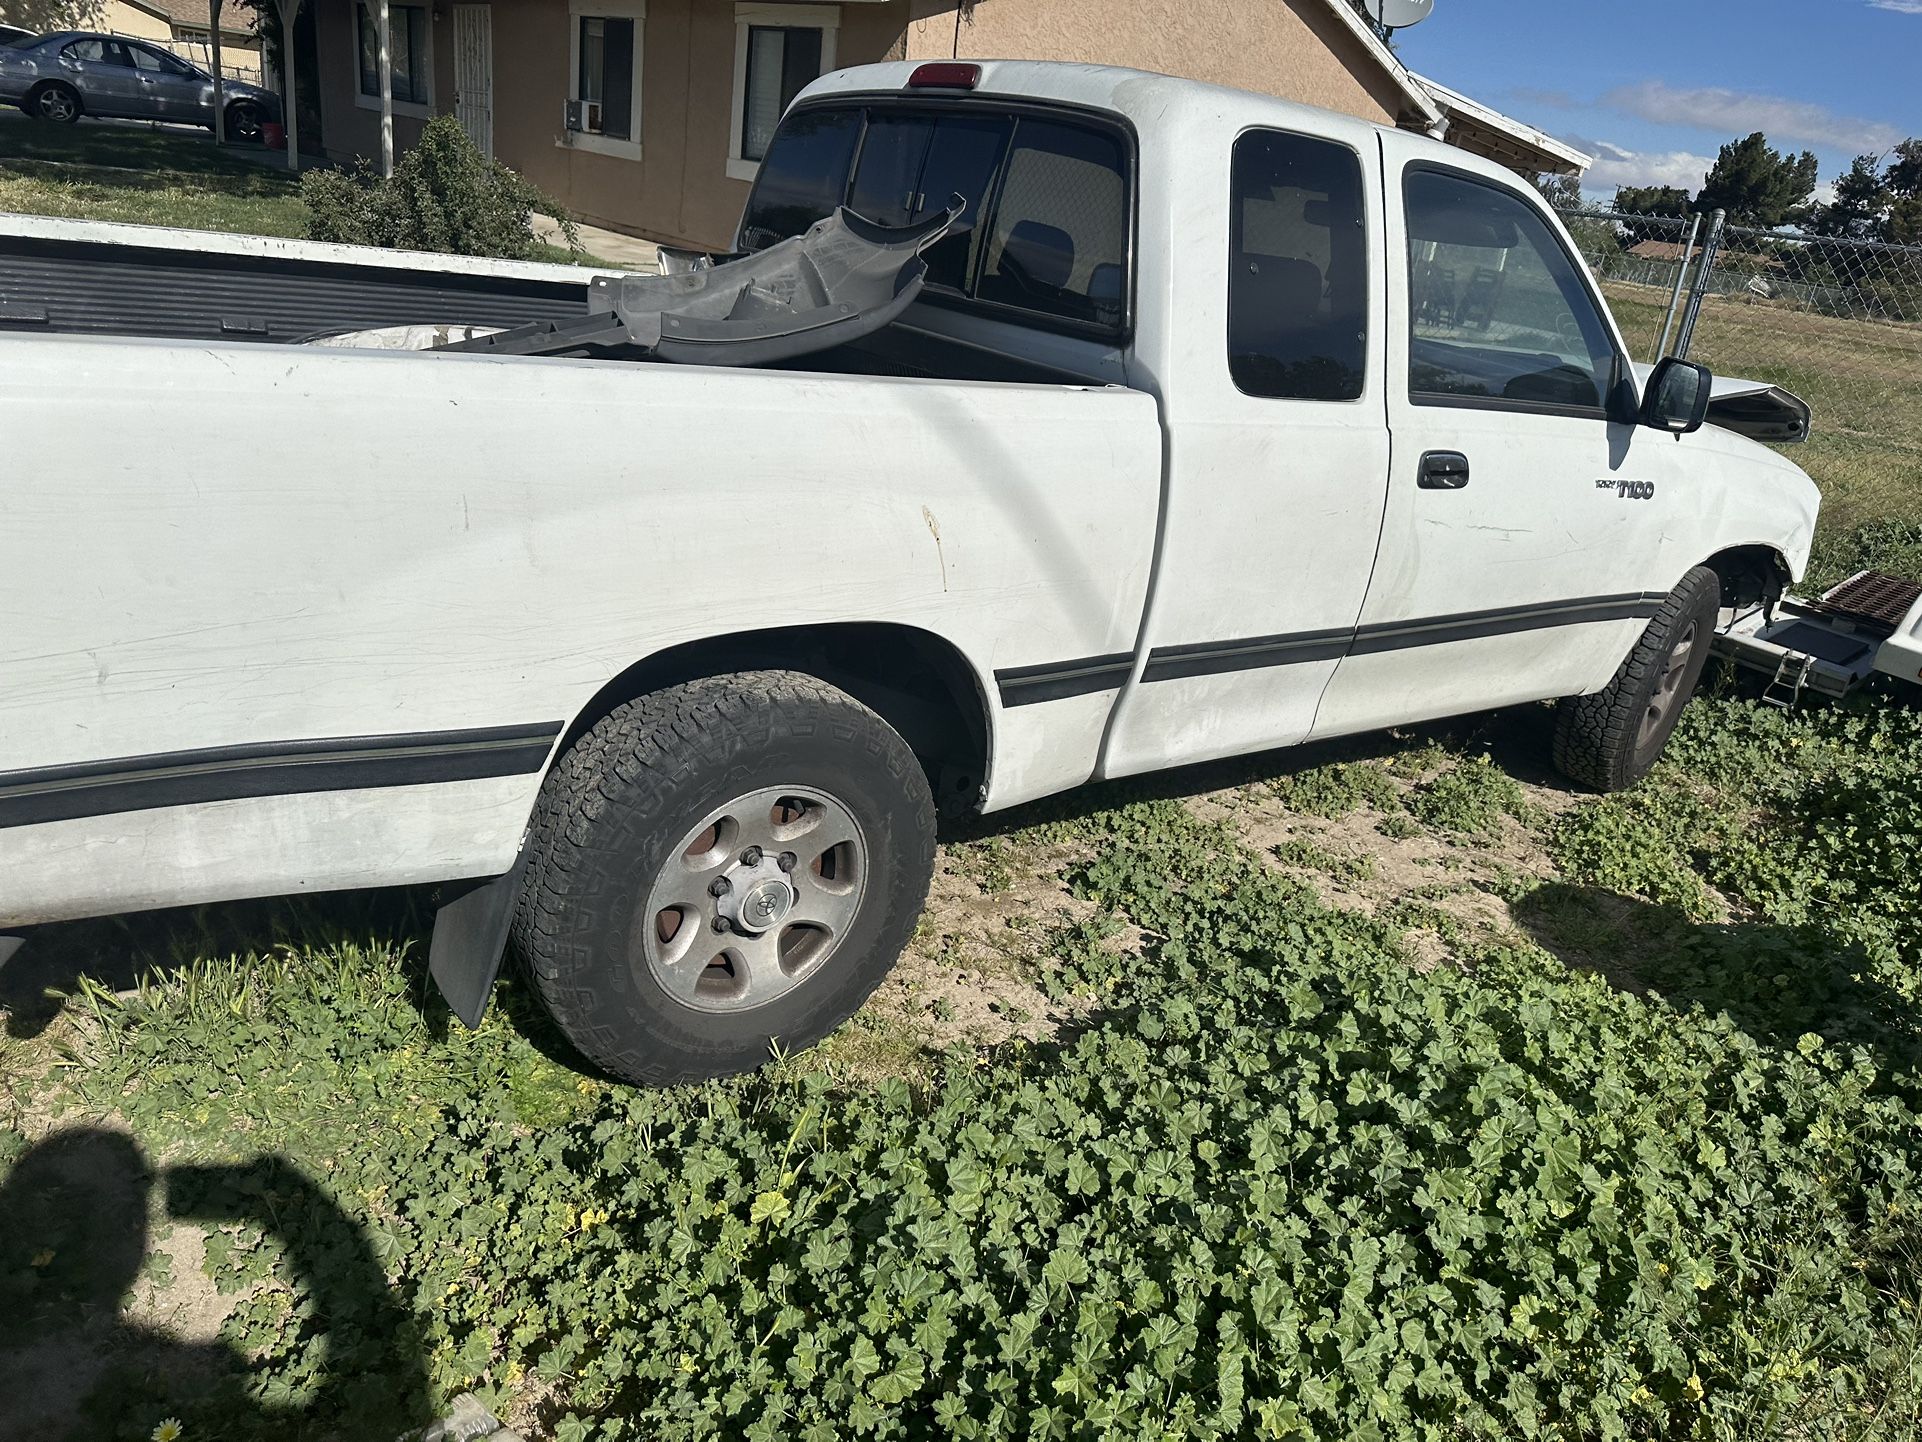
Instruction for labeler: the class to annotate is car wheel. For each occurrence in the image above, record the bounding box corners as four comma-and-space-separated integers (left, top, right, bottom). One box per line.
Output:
513, 671, 937, 1086
225, 100, 262, 144
29, 83, 81, 124
1553, 565, 1721, 793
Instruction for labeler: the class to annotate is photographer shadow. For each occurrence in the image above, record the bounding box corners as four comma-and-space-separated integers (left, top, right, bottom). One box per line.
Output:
1512, 881, 1920, 1071
0, 1129, 432, 1442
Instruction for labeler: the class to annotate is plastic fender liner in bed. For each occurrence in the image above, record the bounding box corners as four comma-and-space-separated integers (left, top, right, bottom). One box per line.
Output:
435, 202, 963, 368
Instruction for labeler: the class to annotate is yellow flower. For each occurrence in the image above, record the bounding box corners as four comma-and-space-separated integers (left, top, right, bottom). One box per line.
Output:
152, 1421, 184, 1442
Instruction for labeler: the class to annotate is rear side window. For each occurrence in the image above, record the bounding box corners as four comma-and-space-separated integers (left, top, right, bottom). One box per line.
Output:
975, 121, 1129, 329
1228, 129, 1368, 401
740, 103, 1132, 336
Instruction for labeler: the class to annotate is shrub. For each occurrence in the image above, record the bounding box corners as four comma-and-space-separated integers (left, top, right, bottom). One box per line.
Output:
301, 115, 577, 260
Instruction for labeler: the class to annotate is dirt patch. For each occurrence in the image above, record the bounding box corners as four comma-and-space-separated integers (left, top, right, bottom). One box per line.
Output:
878, 841, 1101, 1043
1189, 752, 1576, 963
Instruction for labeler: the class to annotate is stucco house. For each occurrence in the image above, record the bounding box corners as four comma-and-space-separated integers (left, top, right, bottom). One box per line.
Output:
105, 0, 263, 79
302, 0, 1586, 250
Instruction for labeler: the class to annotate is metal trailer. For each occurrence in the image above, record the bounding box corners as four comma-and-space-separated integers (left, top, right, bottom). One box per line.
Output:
1713, 569, 1922, 705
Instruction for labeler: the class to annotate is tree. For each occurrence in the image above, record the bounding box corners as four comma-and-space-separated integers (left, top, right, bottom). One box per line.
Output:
1694, 132, 1818, 228
1808, 154, 1892, 238
1806, 140, 1922, 242
1609, 185, 1691, 246
1529, 171, 1583, 210
1614, 185, 1691, 218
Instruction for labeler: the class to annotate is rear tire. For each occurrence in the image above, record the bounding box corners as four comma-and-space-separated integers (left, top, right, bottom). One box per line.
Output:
513, 672, 937, 1086
1553, 566, 1721, 793
28, 83, 81, 124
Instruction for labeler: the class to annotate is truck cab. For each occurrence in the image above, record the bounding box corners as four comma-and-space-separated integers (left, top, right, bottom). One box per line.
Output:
743, 61, 1818, 777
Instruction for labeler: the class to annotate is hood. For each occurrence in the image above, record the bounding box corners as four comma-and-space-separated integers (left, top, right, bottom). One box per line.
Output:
1631, 362, 1811, 444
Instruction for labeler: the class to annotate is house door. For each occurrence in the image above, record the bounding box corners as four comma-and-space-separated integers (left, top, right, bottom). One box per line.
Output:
453, 5, 493, 157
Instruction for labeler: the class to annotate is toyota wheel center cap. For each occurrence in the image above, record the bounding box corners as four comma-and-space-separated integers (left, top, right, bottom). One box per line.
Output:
736, 878, 793, 934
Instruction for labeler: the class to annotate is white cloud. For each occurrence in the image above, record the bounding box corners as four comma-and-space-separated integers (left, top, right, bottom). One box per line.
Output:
1867, 1, 1922, 14
1564, 135, 1716, 194
1603, 80, 1902, 153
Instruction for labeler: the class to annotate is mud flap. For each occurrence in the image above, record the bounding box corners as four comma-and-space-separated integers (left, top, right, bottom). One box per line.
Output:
428, 851, 532, 1029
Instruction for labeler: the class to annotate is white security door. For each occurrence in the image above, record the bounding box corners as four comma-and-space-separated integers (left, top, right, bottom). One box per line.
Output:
454, 5, 493, 157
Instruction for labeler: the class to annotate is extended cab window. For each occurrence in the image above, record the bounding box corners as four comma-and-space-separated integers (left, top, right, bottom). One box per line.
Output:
1404, 169, 1618, 412
740, 104, 1132, 335
1229, 129, 1368, 402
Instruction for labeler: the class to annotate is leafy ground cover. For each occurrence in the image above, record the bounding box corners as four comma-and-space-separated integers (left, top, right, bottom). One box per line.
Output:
5, 684, 1920, 1441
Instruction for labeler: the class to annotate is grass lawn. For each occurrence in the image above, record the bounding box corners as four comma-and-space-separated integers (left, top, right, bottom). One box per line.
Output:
0, 121, 599, 264
1605, 281, 1922, 564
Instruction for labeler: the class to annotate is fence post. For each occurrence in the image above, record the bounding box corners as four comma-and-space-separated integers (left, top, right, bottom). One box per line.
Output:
1655, 212, 1702, 360
1674, 208, 1726, 362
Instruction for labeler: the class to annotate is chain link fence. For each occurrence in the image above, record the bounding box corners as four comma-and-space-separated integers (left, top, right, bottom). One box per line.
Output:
1557, 204, 1922, 441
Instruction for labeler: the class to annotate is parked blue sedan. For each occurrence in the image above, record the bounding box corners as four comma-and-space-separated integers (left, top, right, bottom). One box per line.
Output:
0, 30, 280, 141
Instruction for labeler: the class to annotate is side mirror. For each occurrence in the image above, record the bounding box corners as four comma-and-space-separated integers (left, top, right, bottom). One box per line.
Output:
1641, 357, 1712, 435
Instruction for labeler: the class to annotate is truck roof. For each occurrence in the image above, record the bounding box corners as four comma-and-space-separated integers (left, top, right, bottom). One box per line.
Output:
801, 58, 1457, 168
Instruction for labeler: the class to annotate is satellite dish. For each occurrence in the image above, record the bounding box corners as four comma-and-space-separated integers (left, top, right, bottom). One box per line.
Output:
1372, 0, 1435, 29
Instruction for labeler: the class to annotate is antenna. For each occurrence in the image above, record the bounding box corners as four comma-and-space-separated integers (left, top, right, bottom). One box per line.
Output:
1371, 0, 1435, 31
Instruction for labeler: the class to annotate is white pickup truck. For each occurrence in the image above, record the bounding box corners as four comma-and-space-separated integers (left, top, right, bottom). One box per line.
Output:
0, 61, 1820, 1084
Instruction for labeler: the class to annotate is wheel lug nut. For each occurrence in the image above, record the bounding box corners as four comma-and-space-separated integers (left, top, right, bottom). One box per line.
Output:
777, 852, 797, 873
741, 846, 763, 867
713, 916, 732, 934
710, 876, 731, 897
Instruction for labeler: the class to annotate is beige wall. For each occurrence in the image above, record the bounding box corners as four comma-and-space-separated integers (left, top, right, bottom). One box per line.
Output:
102, 0, 264, 77
103, 0, 172, 41
316, 0, 1409, 248
483, 0, 907, 250
904, 0, 1401, 126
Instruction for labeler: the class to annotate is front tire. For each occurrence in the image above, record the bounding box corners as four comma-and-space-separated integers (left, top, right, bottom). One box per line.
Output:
225, 101, 263, 144
1553, 565, 1721, 792
514, 672, 937, 1086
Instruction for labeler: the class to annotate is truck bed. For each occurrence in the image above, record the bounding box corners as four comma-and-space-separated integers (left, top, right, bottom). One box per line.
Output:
0, 213, 619, 344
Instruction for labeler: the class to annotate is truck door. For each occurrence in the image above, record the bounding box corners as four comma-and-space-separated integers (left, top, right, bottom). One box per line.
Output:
1100, 126, 1393, 777
1310, 134, 1682, 741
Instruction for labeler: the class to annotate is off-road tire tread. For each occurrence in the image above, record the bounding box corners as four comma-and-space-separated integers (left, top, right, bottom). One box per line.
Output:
1553, 565, 1721, 793
512, 671, 936, 1085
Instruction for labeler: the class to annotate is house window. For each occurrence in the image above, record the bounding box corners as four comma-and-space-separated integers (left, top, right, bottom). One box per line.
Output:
728, 4, 837, 182
356, 2, 430, 107
566, 0, 645, 159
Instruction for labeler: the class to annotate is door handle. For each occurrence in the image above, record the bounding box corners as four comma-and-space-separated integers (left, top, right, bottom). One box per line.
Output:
1418, 450, 1470, 490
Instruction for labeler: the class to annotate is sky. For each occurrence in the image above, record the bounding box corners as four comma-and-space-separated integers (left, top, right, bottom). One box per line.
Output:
1386, 0, 1920, 202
